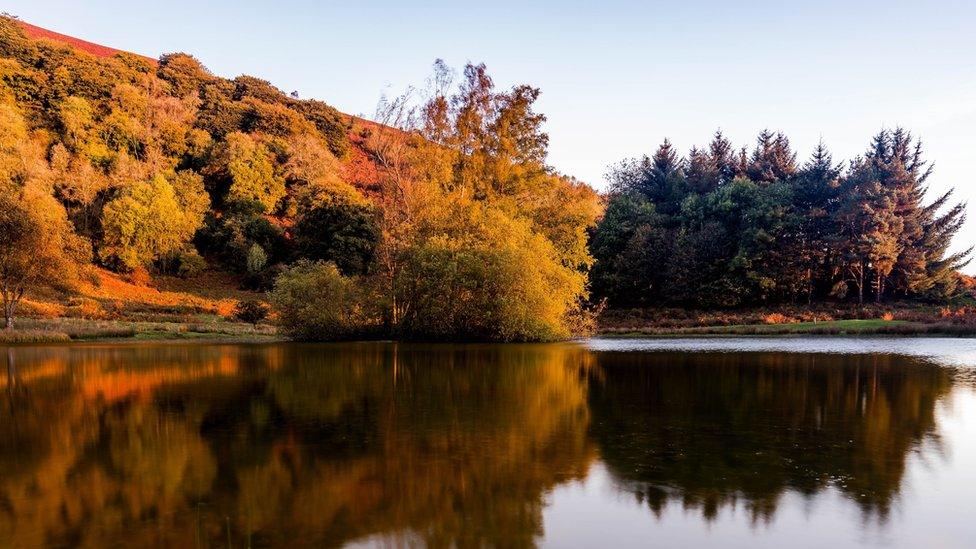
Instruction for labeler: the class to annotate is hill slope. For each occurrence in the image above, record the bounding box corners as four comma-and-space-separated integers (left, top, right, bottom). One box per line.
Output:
15, 18, 387, 188
17, 20, 157, 63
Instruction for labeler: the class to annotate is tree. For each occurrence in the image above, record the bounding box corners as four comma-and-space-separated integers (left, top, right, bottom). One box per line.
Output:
592, 129, 968, 308
100, 174, 205, 271
245, 243, 267, 275
360, 60, 598, 337
791, 141, 842, 302
399, 204, 588, 342
293, 194, 379, 275
270, 261, 372, 340
747, 130, 797, 183
589, 191, 661, 306
205, 131, 285, 211
233, 299, 269, 326
0, 188, 87, 329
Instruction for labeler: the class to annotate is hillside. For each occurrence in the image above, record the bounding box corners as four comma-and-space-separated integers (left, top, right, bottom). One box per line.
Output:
14, 18, 389, 190
0, 16, 602, 342
17, 20, 158, 63
0, 18, 391, 336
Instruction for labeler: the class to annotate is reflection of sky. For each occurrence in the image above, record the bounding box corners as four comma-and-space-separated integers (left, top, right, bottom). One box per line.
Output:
585, 337, 976, 369
540, 388, 976, 549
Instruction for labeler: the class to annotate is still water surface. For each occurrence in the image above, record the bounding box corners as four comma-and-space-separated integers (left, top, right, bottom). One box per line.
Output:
2, 338, 976, 547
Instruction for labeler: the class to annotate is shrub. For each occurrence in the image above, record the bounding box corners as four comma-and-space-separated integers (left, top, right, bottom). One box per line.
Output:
65, 297, 107, 320
158, 249, 208, 278
126, 266, 152, 287
0, 330, 71, 343
398, 208, 587, 342
233, 299, 270, 326
270, 260, 370, 340
763, 312, 794, 324
177, 250, 207, 278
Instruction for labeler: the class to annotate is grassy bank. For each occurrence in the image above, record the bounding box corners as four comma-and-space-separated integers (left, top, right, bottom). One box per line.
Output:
0, 266, 281, 344
599, 304, 976, 337
0, 317, 279, 344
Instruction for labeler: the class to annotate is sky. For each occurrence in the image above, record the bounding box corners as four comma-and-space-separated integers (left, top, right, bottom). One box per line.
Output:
8, 0, 976, 263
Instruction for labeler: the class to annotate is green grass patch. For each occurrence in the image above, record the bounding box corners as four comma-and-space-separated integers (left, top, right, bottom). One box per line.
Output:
599, 318, 975, 337
713, 319, 908, 333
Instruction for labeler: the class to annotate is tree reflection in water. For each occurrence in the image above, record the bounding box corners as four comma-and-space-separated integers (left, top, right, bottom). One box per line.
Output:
0, 343, 594, 547
0, 344, 957, 546
588, 351, 953, 524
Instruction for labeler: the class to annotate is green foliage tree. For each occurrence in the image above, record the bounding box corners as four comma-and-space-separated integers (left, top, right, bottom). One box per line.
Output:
592, 128, 969, 308
100, 174, 206, 271
270, 260, 371, 340
293, 194, 379, 275
399, 204, 587, 342
206, 131, 285, 211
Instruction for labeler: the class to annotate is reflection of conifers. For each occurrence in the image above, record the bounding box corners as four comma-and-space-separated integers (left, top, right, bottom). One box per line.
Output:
0, 343, 595, 547
588, 351, 952, 523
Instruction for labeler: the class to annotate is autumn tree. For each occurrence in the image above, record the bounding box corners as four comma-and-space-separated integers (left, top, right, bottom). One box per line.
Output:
100, 173, 208, 271
205, 131, 285, 211
0, 188, 87, 328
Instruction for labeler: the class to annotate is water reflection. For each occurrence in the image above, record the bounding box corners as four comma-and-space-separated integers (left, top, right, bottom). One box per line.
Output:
0, 342, 967, 547
588, 352, 951, 524
0, 343, 594, 547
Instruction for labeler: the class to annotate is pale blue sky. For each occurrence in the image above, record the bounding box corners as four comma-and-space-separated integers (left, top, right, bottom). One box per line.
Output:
8, 1, 976, 260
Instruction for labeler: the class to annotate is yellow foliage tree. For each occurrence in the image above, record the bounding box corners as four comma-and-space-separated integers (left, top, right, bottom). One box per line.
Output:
207, 131, 285, 211
400, 202, 588, 341
0, 186, 88, 329
100, 173, 208, 271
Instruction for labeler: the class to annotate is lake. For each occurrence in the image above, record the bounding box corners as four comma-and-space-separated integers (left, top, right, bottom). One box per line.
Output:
2, 338, 976, 548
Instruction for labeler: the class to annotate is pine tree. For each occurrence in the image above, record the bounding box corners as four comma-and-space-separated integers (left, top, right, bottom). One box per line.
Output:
708, 130, 737, 185
747, 130, 797, 183
686, 147, 718, 194
645, 139, 685, 213
792, 141, 842, 301
592, 129, 970, 308
835, 154, 903, 304
859, 129, 969, 299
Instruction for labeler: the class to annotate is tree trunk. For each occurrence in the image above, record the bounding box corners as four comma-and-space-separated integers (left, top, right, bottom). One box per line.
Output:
3, 298, 12, 331
857, 264, 865, 305
2, 288, 20, 330
806, 267, 813, 305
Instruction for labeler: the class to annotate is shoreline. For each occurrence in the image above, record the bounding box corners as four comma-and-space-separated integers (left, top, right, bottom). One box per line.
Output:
4, 317, 976, 345
597, 319, 976, 338
0, 317, 282, 345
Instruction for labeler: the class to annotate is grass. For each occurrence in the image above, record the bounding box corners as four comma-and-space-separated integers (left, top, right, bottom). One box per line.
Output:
678, 319, 906, 335
0, 266, 283, 344
597, 302, 976, 337
3, 317, 280, 344
601, 318, 976, 337
0, 329, 71, 344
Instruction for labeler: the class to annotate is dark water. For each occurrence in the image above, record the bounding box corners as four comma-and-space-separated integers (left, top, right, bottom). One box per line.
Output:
2, 339, 976, 548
